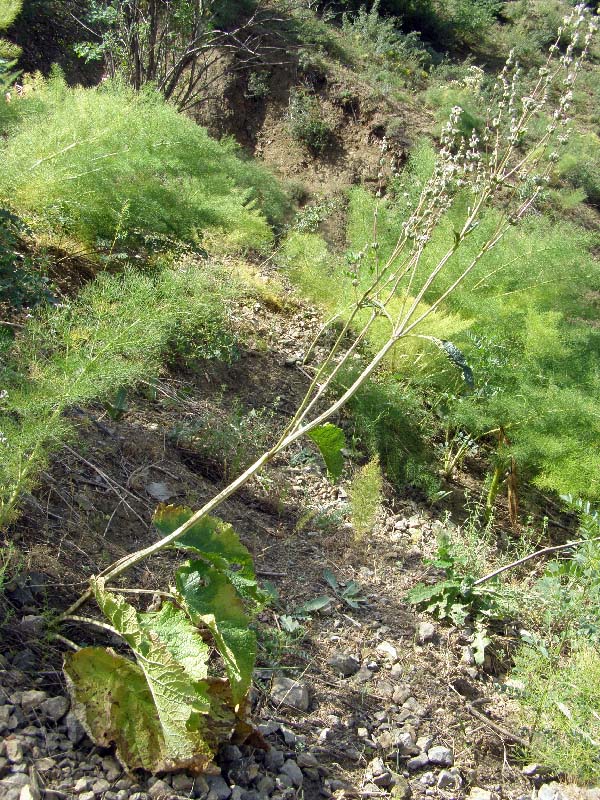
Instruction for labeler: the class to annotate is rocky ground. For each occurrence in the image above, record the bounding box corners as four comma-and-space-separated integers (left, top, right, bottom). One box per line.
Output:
0, 275, 593, 800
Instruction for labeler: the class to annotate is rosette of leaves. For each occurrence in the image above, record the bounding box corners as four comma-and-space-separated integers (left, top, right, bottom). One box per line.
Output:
64, 506, 270, 774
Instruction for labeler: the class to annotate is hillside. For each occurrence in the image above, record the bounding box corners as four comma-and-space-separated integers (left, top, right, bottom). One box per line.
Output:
1, 2, 600, 800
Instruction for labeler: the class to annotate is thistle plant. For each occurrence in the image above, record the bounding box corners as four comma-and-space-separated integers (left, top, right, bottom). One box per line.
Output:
58, 4, 598, 774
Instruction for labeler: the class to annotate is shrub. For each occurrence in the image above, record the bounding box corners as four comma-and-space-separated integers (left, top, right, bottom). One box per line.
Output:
288, 88, 333, 154
0, 260, 244, 526
0, 75, 287, 249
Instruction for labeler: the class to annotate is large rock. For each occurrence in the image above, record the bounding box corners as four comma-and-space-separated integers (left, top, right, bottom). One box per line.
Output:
270, 677, 310, 711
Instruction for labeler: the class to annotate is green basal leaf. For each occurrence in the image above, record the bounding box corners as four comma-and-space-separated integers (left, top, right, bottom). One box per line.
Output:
295, 595, 333, 615
307, 423, 346, 480
176, 559, 256, 706
323, 568, 339, 592
154, 505, 270, 609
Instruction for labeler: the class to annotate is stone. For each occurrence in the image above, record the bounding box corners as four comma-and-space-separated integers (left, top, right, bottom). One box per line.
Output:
18, 616, 46, 638
420, 772, 437, 787
101, 757, 121, 782
92, 778, 111, 794
392, 687, 411, 705
172, 774, 194, 793
66, 712, 87, 745
297, 753, 319, 769
469, 789, 494, 800
373, 773, 394, 788
437, 770, 460, 790
5, 738, 24, 764
538, 784, 566, 800
19, 691, 48, 713
270, 677, 310, 711
391, 776, 412, 800
74, 778, 92, 793
280, 727, 296, 746
376, 642, 398, 662
280, 760, 303, 788
407, 754, 429, 771
264, 749, 285, 771
256, 777, 275, 795
427, 746, 453, 766
80, 793, 96, 800
40, 697, 70, 722
417, 622, 435, 644
1, 772, 30, 800
206, 775, 232, 800
20, 785, 41, 800
36, 758, 56, 772
149, 780, 173, 799
327, 653, 360, 678
416, 736, 434, 752
257, 721, 279, 737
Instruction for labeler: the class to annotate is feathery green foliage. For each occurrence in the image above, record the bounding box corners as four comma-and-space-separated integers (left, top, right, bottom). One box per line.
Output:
349, 455, 383, 538
513, 645, 600, 782
0, 261, 242, 527
0, 75, 286, 250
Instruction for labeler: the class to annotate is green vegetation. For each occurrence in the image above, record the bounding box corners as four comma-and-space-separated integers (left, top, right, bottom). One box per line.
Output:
513, 645, 600, 782
349, 455, 383, 538
2, 0, 600, 786
287, 87, 334, 154
0, 261, 244, 526
65, 507, 270, 773
0, 75, 286, 250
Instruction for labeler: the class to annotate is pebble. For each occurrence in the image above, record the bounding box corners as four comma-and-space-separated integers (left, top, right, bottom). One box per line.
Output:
5, 737, 24, 763
391, 776, 412, 800
65, 712, 86, 745
172, 774, 194, 793
19, 691, 48, 713
206, 775, 232, 800
469, 789, 495, 800
538, 784, 566, 800
327, 653, 360, 678
40, 697, 70, 722
427, 745, 453, 766
407, 753, 429, 771
376, 642, 398, 663
417, 622, 436, 644
297, 752, 319, 769
281, 759, 304, 788
437, 769, 461, 790
270, 677, 310, 711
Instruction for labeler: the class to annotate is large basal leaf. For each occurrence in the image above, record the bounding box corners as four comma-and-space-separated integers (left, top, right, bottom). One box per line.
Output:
64, 579, 227, 773
307, 423, 346, 480
64, 647, 180, 772
176, 559, 257, 706
64, 641, 217, 774
153, 505, 270, 609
